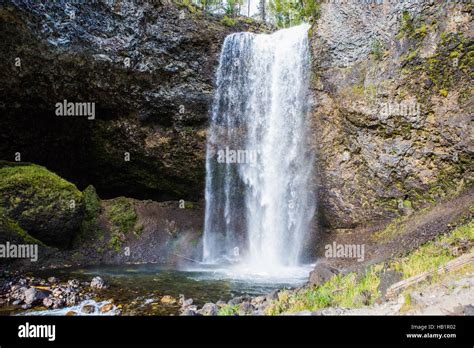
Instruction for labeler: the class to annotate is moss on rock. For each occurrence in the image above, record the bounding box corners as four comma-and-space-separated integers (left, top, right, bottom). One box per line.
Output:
103, 197, 142, 251
0, 161, 84, 248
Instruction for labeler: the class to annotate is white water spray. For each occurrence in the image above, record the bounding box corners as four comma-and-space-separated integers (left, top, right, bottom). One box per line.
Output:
203, 24, 315, 275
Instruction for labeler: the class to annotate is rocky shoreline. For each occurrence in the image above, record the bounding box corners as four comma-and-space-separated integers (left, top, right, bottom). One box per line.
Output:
0, 274, 115, 315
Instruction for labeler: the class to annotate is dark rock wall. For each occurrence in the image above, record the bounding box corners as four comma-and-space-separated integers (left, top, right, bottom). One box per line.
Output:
0, 0, 267, 201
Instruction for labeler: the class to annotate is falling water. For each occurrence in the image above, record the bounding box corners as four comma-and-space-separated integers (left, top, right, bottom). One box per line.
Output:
203, 24, 315, 275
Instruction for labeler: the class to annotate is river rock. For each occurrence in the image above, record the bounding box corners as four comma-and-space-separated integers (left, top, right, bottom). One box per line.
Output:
100, 303, 114, 313
43, 297, 54, 308
180, 308, 198, 316
237, 302, 253, 315
47, 277, 59, 284
90, 276, 107, 290
52, 298, 66, 309
9, 285, 27, 302
24, 287, 48, 305
68, 279, 80, 289
200, 303, 218, 316
251, 296, 267, 306
160, 295, 177, 305
216, 300, 227, 307
65, 293, 78, 307
81, 304, 96, 314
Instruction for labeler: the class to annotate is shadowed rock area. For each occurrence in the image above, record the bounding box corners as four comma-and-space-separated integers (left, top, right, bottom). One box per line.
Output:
0, 0, 269, 201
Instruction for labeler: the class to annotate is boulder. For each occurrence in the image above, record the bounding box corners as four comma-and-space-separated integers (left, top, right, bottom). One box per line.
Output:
200, 303, 218, 316
308, 263, 338, 286
24, 287, 48, 305
160, 295, 177, 305
0, 162, 84, 248
90, 276, 107, 290
81, 304, 96, 314
100, 303, 114, 313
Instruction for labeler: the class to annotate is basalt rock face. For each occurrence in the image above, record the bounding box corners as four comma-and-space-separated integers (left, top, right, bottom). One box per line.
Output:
310, 2, 472, 242
0, 0, 267, 201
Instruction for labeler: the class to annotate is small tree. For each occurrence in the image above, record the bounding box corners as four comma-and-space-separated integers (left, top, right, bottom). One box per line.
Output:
223, 0, 244, 17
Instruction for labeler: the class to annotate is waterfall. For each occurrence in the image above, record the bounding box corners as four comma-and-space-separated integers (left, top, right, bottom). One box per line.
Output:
203, 24, 315, 274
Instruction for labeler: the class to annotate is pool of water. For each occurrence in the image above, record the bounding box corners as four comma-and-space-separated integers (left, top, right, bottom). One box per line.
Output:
27, 263, 312, 315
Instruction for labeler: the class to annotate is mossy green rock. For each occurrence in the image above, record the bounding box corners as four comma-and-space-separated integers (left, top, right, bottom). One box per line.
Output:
0, 162, 84, 248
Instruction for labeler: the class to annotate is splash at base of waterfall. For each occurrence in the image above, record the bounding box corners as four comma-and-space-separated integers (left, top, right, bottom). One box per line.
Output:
190, 263, 314, 285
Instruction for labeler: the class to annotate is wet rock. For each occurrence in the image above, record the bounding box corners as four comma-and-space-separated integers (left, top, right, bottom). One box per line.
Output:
43, 297, 54, 308
68, 280, 80, 289
24, 287, 48, 305
47, 277, 59, 284
52, 298, 66, 309
200, 303, 218, 316
100, 303, 114, 313
9, 285, 27, 302
52, 288, 63, 298
66, 311, 77, 316
160, 295, 177, 305
65, 293, 78, 307
308, 263, 338, 286
180, 308, 198, 316
178, 294, 193, 308
81, 304, 96, 314
90, 276, 107, 290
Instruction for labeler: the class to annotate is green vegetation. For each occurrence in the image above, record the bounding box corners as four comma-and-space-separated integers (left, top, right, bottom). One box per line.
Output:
266, 265, 382, 314
266, 220, 474, 315
105, 197, 139, 235
221, 15, 237, 26
104, 197, 142, 251
391, 220, 474, 279
269, 0, 321, 28
74, 185, 103, 246
398, 10, 414, 37
174, 0, 243, 17
218, 304, 239, 315
223, 0, 244, 17
370, 39, 384, 60
0, 161, 82, 209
